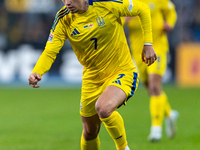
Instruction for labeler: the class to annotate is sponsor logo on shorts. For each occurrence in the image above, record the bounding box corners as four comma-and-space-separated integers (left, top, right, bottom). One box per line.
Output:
112, 74, 125, 85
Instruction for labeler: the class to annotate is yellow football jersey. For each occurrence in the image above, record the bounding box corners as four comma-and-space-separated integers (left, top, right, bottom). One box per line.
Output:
32, 0, 152, 81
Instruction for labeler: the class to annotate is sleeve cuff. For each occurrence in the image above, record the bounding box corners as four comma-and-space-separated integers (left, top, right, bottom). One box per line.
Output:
144, 43, 153, 46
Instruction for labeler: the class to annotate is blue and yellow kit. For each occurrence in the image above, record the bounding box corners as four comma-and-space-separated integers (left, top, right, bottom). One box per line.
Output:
32, 0, 153, 117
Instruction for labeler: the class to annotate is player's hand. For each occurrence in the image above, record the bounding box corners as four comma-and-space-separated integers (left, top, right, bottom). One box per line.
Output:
28, 73, 41, 88
142, 45, 157, 66
163, 22, 173, 32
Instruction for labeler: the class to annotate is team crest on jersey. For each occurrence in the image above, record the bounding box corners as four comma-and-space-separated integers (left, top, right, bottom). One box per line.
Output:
48, 33, 54, 43
96, 17, 106, 29
83, 23, 94, 31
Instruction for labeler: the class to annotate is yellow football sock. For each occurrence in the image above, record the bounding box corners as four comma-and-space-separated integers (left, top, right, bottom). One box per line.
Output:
162, 91, 172, 117
81, 132, 100, 150
150, 93, 166, 127
100, 111, 127, 150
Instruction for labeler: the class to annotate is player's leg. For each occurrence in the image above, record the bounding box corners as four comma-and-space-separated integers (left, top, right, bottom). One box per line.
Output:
163, 91, 172, 117
146, 47, 170, 142
148, 74, 164, 127
134, 53, 165, 141
148, 74, 179, 141
163, 92, 179, 138
96, 85, 129, 150
147, 73, 165, 141
81, 114, 101, 150
80, 79, 104, 150
95, 70, 138, 150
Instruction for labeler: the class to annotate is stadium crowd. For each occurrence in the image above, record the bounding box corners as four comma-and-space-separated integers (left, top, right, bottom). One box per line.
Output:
0, 0, 64, 50
0, 0, 200, 51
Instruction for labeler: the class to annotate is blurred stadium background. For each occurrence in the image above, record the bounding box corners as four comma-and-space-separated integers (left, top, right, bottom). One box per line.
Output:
0, 0, 200, 87
0, 0, 200, 150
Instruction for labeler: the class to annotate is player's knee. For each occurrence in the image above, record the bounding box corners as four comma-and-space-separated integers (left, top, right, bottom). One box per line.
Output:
83, 124, 100, 141
148, 85, 161, 96
83, 129, 98, 141
95, 104, 111, 118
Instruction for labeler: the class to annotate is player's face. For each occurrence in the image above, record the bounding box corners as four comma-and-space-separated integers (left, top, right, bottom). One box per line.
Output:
62, 0, 83, 13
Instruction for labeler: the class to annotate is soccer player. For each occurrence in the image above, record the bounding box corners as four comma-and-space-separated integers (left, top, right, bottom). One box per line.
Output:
28, 0, 157, 149
125, 0, 179, 142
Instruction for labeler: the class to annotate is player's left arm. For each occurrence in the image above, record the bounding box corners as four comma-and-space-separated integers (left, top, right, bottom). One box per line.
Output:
161, 0, 177, 32
111, 0, 152, 44
111, 0, 156, 65
125, 0, 153, 45
123, 0, 157, 65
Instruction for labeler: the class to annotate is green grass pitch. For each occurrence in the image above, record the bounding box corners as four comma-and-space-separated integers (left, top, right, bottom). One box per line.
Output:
0, 85, 200, 150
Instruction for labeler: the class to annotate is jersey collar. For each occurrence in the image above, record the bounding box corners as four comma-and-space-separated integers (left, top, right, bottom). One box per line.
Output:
89, 0, 93, 5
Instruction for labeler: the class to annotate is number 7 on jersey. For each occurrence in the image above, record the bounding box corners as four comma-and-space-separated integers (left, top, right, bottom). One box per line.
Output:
91, 38, 97, 50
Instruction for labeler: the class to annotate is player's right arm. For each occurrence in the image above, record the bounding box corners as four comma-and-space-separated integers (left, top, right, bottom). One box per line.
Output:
28, 7, 68, 88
